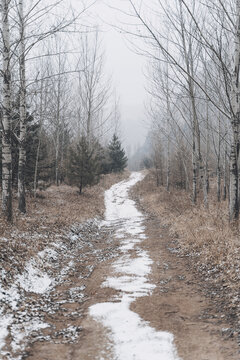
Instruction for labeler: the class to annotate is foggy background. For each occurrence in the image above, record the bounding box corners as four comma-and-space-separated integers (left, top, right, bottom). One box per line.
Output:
72, 0, 150, 156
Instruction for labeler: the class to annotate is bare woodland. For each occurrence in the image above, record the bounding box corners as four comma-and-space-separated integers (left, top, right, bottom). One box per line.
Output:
1, 0, 240, 222
0, 0, 127, 222
1, 0, 240, 358
118, 0, 240, 222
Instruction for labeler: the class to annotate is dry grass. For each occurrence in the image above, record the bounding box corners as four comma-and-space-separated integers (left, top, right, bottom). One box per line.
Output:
0, 171, 129, 234
0, 171, 129, 282
133, 170, 240, 328
133, 170, 191, 224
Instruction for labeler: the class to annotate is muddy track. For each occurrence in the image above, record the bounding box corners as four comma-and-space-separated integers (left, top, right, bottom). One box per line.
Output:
132, 216, 239, 359
0, 219, 121, 360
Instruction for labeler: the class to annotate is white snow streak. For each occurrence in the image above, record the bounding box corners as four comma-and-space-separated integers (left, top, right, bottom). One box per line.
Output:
0, 253, 54, 354
17, 261, 53, 294
90, 172, 180, 360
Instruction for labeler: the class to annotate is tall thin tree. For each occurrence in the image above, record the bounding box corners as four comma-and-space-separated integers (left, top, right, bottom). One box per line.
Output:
1, 0, 13, 221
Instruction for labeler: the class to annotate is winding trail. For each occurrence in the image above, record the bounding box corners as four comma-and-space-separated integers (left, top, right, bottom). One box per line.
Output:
1, 172, 238, 359
89, 172, 180, 360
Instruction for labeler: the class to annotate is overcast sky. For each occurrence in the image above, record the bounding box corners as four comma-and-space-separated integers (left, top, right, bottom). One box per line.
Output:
85, 0, 149, 151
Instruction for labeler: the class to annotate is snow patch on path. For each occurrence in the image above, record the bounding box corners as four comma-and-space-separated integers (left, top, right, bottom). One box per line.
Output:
90, 172, 180, 360
0, 258, 53, 355
17, 261, 53, 294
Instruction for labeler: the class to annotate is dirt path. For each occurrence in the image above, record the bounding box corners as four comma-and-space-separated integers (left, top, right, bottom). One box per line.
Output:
133, 216, 239, 360
1, 173, 239, 359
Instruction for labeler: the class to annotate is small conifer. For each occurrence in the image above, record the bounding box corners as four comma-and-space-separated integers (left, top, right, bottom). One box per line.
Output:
108, 134, 127, 173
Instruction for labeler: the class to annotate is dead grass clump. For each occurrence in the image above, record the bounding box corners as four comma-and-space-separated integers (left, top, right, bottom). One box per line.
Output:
133, 170, 191, 225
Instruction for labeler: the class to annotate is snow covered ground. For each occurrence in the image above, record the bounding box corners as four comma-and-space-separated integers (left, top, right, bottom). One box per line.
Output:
90, 172, 180, 360
0, 257, 52, 359
0, 218, 104, 359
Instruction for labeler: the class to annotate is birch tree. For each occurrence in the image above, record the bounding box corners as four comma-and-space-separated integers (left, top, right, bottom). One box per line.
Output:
14, 0, 90, 211
117, 0, 240, 220
229, 0, 240, 220
1, 0, 13, 221
18, 0, 27, 212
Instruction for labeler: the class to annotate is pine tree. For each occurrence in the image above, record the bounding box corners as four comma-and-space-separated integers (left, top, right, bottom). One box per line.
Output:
108, 134, 127, 173
68, 136, 100, 194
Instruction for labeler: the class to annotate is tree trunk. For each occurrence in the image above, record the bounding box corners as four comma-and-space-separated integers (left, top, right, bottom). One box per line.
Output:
179, 2, 202, 204
1, 0, 12, 222
166, 60, 170, 192
79, 178, 83, 194
60, 127, 65, 183
34, 138, 41, 197
166, 133, 170, 191
204, 94, 210, 208
223, 144, 227, 201
229, 0, 240, 220
34, 80, 44, 198
55, 66, 61, 186
182, 154, 189, 191
192, 134, 197, 204
55, 130, 59, 186
204, 138, 209, 208
18, 0, 27, 213
229, 142, 239, 220
156, 167, 160, 187
217, 115, 221, 202
217, 163, 221, 202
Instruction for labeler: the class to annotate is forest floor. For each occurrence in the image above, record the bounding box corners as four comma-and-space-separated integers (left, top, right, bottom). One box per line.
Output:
0, 171, 239, 359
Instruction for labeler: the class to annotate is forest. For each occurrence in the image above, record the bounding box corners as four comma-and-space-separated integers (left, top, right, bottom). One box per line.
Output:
0, 0, 240, 359
125, 0, 240, 223
0, 0, 127, 222
1, 0, 240, 222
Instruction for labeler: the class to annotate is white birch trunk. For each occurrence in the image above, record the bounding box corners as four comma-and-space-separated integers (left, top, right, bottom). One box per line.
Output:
217, 116, 221, 202
229, 0, 240, 221
166, 130, 170, 192
223, 139, 228, 201
217, 165, 221, 202
204, 74, 209, 208
55, 63, 61, 186
55, 130, 59, 186
204, 109, 209, 208
34, 79, 44, 197
229, 142, 239, 220
1, 0, 12, 221
166, 63, 170, 192
18, 0, 27, 213
192, 129, 197, 204
179, 1, 202, 204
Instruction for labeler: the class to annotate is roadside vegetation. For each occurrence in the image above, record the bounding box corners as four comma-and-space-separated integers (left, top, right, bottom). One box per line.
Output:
133, 170, 240, 341
0, 170, 129, 292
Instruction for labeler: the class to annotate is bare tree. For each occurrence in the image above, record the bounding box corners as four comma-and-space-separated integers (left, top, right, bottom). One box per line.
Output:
18, 0, 27, 213
118, 0, 240, 220
1, 0, 13, 221
229, 0, 240, 220
76, 31, 111, 144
